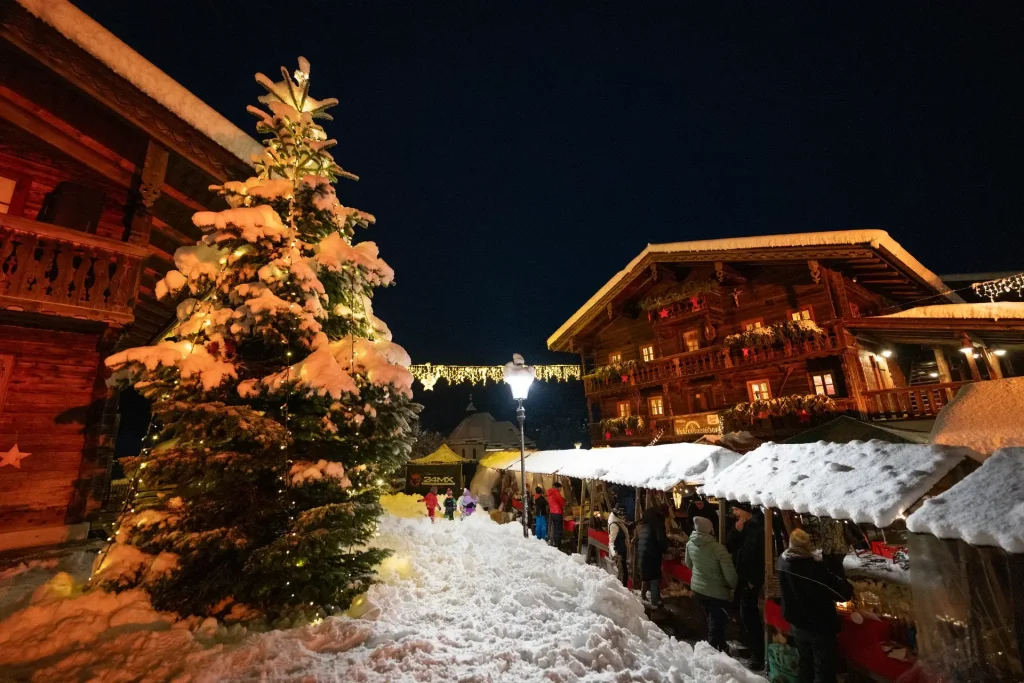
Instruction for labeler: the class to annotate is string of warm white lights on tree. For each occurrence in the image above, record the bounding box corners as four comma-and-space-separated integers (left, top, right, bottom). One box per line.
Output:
409, 364, 581, 390
972, 273, 1024, 301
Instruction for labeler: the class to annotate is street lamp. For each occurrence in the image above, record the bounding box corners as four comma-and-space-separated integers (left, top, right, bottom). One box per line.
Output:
503, 353, 536, 539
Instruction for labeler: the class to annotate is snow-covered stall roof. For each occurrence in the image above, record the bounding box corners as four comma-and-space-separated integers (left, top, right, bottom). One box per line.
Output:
907, 449, 1024, 553
876, 302, 1024, 320
930, 377, 1024, 458
548, 229, 959, 349
700, 441, 971, 528
16, 0, 263, 164
494, 443, 740, 490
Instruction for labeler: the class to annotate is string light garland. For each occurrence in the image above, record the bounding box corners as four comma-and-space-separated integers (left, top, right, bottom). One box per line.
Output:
408, 364, 581, 390
972, 273, 1024, 302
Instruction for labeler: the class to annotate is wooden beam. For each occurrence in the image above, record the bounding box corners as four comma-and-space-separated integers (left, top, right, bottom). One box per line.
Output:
127, 140, 170, 246
0, 84, 133, 187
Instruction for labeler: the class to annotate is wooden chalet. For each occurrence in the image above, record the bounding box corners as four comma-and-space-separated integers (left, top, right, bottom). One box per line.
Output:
0, 0, 257, 549
547, 231, 1024, 446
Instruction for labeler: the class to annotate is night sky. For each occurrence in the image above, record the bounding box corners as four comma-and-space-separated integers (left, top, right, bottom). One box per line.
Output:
75, 2, 1022, 435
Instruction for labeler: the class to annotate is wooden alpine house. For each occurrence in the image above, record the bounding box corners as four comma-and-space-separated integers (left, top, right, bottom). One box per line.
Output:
0, 0, 259, 549
547, 231, 1024, 447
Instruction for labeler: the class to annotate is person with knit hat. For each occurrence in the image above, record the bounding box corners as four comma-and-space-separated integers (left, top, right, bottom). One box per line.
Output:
778, 528, 854, 683
685, 515, 738, 652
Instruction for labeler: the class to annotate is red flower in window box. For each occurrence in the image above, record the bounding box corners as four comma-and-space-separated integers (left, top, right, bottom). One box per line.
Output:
797, 409, 811, 423
625, 429, 633, 436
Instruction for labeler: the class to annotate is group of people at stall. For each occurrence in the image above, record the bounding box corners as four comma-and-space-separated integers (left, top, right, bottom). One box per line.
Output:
530, 482, 565, 547
604, 495, 854, 682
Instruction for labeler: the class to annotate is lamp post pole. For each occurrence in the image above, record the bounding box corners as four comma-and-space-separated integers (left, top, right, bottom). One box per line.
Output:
517, 398, 529, 539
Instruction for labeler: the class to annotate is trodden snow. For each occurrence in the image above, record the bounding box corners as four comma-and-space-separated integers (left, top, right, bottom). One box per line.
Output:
0, 495, 764, 683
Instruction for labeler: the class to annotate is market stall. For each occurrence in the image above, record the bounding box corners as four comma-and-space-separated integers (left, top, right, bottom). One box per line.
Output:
905, 448, 1024, 682
404, 444, 469, 496
702, 439, 974, 682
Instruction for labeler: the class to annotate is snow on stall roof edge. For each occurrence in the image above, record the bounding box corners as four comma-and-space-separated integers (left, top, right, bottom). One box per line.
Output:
16, 0, 263, 165
699, 440, 969, 528
875, 302, 1024, 320
930, 377, 1024, 459
907, 449, 1024, 553
547, 229, 960, 349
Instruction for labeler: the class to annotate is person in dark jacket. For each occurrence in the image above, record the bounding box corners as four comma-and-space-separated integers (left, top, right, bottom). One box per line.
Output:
778, 528, 854, 683
687, 496, 718, 537
636, 506, 669, 607
533, 486, 549, 541
727, 504, 765, 670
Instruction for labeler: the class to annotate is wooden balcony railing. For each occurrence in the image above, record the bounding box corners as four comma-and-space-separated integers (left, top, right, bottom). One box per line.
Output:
863, 381, 972, 421
583, 323, 845, 394
647, 291, 724, 324
0, 214, 147, 324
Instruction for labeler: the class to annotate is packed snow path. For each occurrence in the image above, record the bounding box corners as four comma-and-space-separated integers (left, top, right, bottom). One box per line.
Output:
0, 497, 764, 682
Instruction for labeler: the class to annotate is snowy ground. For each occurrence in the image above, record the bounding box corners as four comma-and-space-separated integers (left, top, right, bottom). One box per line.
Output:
0, 496, 763, 682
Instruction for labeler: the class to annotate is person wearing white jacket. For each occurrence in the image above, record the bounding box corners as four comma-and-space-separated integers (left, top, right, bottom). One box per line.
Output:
607, 506, 630, 587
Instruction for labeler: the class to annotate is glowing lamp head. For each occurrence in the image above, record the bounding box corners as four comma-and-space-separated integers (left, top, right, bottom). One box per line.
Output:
993, 348, 1007, 357
929, 372, 939, 378
503, 353, 536, 401
880, 349, 893, 358
960, 345, 974, 354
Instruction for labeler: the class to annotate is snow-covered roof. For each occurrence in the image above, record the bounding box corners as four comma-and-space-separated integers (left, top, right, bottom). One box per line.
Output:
930, 377, 1024, 458
700, 440, 971, 528
486, 443, 740, 490
876, 302, 1024, 320
907, 448, 1024, 553
16, 0, 262, 164
548, 229, 959, 349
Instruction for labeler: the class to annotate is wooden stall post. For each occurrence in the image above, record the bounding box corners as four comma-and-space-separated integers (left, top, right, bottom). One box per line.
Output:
718, 498, 727, 543
764, 506, 775, 669
577, 479, 591, 554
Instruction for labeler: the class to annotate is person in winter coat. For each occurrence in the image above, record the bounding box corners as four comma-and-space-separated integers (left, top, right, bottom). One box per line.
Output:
442, 488, 457, 521
418, 487, 440, 523
459, 488, 478, 518
546, 482, 566, 548
727, 505, 765, 670
637, 507, 669, 606
533, 486, 549, 541
687, 496, 719, 537
607, 505, 631, 587
685, 516, 738, 652
778, 528, 854, 683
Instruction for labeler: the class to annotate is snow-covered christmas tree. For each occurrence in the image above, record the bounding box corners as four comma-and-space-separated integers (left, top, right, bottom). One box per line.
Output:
101, 58, 417, 618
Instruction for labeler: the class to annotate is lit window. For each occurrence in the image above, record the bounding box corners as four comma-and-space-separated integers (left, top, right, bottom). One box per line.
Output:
641, 345, 655, 362
810, 372, 836, 396
648, 396, 664, 416
0, 176, 17, 215
683, 329, 700, 352
616, 401, 631, 418
791, 308, 812, 322
743, 319, 764, 332
609, 352, 622, 364
747, 379, 771, 401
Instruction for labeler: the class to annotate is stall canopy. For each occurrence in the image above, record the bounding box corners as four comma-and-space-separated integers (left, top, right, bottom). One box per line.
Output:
907, 448, 1024, 553
408, 444, 469, 465
477, 450, 530, 470
481, 442, 739, 490
701, 440, 971, 527
930, 377, 1024, 459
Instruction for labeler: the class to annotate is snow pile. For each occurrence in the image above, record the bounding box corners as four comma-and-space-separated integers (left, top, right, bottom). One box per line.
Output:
930, 377, 1024, 458
492, 443, 740, 489
14, 0, 262, 164
0, 509, 764, 682
907, 449, 1024, 553
876, 302, 1024, 320
701, 441, 970, 527
193, 511, 764, 682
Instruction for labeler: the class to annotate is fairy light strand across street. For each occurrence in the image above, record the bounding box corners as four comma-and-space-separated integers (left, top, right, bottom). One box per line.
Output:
972, 273, 1024, 302
408, 364, 581, 390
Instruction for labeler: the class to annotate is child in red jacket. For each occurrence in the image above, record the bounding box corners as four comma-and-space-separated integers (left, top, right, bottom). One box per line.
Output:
418, 486, 440, 523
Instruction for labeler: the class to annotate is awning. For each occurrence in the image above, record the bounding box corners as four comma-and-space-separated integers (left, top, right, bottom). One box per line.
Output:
408, 444, 469, 465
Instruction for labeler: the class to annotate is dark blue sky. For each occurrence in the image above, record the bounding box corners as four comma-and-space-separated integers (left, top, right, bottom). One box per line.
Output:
78, 1, 1022, 368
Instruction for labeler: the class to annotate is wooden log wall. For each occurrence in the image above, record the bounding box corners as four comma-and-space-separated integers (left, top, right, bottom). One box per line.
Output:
0, 322, 106, 535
